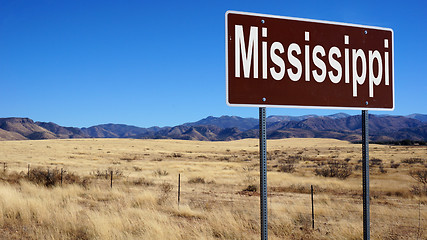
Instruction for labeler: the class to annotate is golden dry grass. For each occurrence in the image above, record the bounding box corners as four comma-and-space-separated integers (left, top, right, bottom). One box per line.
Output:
0, 138, 426, 239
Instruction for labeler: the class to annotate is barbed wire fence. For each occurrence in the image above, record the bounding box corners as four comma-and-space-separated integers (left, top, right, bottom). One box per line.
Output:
0, 161, 425, 238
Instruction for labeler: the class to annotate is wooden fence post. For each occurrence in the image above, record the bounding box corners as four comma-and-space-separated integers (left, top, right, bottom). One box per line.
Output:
110, 171, 113, 188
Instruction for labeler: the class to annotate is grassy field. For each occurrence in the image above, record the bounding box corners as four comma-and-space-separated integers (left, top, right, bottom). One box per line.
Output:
0, 138, 426, 239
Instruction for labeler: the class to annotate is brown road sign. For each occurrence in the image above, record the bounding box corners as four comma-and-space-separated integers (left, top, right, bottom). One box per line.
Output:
226, 11, 394, 110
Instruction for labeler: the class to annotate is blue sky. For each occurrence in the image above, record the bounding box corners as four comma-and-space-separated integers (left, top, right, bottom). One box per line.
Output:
0, 0, 426, 127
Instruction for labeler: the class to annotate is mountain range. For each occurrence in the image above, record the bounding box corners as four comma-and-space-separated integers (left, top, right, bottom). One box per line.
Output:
0, 113, 426, 142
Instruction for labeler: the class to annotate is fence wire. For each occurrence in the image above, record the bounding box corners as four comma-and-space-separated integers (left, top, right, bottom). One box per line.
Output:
1, 161, 426, 234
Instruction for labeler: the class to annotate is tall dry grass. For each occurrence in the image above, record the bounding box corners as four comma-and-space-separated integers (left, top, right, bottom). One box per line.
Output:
0, 138, 425, 239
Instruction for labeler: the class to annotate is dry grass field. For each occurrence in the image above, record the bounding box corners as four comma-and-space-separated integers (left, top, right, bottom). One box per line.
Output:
0, 138, 426, 239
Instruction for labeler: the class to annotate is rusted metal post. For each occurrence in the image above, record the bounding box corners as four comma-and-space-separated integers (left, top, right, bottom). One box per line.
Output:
311, 185, 315, 229
178, 173, 181, 207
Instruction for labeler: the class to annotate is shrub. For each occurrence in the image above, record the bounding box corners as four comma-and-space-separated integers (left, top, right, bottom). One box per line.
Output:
28, 168, 80, 187
160, 182, 173, 194
409, 169, 427, 185
402, 158, 424, 165
279, 164, 295, 173
379, 164, 387, 174
188, 177, 205, 184
132, 177, 154, 186
91, 168, 122, 179
157, 182, 173, 205
370, 158, 383, 166
314, 160, 352, 179
62, 170, 81, 184
286, 155, 303, 163
153, 169, 169, 177
108, 168, 123, 177
91, 169, 110, 179
120, 155, 139, 161
133, 166, 143, 171
390, 163, 400, 168
243, 184, 257, 192
0, 171, 25, 184
410, 185, 427, 196
80, 176, 92, 189
28, 168, 56, 186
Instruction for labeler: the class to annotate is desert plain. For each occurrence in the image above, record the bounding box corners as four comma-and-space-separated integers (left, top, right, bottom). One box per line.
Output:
0, 138, 426, 239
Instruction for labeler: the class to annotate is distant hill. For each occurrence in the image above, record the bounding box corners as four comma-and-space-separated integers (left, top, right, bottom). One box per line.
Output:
0, 128, 27, 140
80, 124, 161, 138
407, 114, 427, 122
183, 116, 258, 131
264, 115, 425, 142
0, 118, 56, 140
267, 113, 350, 123
0, 113, 426, 142
88, 124, 162, 138
36, 122, 89, 139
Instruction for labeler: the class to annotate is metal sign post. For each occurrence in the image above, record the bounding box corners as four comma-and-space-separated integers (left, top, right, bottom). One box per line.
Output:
362, 110, 370, 240
259, 107, 268, 240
